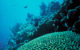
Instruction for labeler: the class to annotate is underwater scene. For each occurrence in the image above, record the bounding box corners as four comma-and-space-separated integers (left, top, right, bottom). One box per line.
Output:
0, 0, 80, 50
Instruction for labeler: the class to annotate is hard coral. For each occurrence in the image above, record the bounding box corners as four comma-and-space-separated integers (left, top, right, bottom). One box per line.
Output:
17, 31, 80, 50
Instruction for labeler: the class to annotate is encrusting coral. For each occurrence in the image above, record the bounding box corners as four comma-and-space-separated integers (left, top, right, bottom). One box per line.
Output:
17, 31, 80, 50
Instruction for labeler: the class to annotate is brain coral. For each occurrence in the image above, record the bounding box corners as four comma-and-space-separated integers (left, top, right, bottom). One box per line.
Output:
17, 31, 80, 50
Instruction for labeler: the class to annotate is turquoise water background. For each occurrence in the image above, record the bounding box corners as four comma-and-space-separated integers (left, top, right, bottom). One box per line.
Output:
0, 0, 63, 49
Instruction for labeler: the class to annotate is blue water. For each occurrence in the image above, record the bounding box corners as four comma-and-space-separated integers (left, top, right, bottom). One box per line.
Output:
0, 0, 63, 49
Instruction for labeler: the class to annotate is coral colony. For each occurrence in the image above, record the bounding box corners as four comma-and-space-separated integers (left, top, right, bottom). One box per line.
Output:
5, 0, 80, 50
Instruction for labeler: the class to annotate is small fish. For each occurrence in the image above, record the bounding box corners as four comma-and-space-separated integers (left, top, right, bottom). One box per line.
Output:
24, 6, 28, 8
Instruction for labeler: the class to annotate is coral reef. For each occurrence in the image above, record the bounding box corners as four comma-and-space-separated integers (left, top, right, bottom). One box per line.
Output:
17, 31, 80, 50
40, 2, 47, 16
6, 0, 80, 50
30, 0, 80, 40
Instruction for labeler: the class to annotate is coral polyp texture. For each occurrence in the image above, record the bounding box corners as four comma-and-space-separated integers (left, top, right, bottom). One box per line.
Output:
17, 31, 80, 50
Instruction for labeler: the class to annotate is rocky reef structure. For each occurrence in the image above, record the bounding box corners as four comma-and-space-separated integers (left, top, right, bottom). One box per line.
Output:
6, 0, 80, 50
17, 31, 80, 50
30, 0, 80, 40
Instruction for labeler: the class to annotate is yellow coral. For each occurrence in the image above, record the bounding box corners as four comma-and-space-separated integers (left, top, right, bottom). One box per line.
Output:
17, 31, 80, 50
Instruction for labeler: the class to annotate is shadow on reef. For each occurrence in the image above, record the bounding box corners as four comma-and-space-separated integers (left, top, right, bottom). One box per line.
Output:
5, 0, 80, 50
